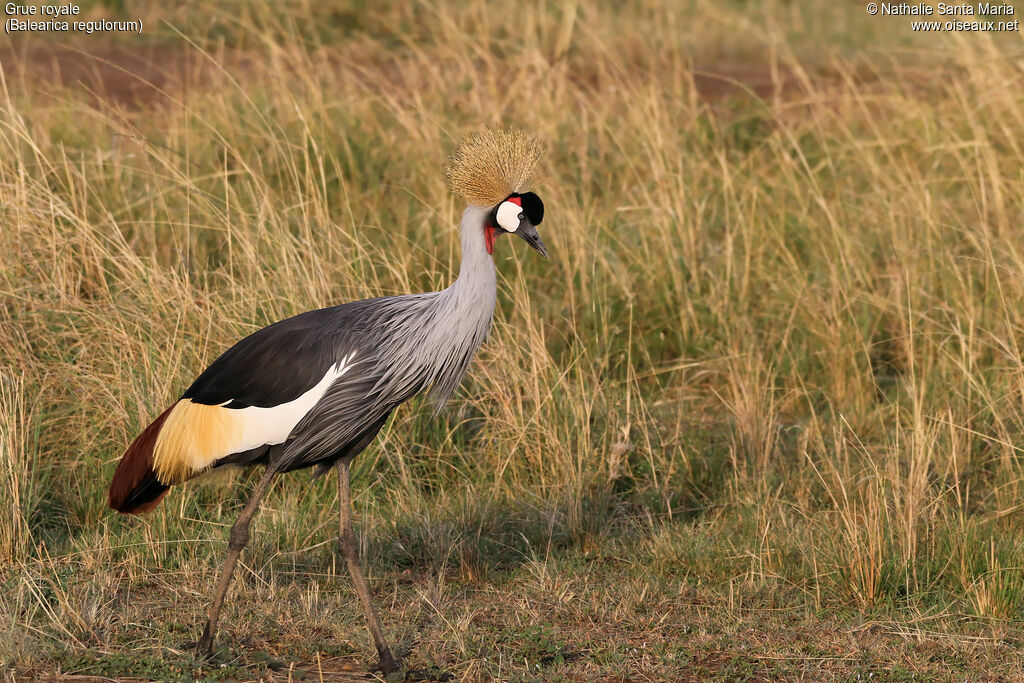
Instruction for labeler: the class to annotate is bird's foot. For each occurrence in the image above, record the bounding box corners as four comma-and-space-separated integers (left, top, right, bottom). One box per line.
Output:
374, 656, 452, 682
374, 649, 403, 679
184, 625, 216, 661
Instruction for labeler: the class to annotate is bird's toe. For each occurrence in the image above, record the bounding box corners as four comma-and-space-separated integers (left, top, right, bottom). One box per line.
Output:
373, 650, 405, 679
183, 633, 216, 661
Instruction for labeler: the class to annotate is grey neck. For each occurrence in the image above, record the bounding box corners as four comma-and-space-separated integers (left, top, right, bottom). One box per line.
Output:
419, 204, 497, 402
369, 205, 497, 407
451, 204, 497, 297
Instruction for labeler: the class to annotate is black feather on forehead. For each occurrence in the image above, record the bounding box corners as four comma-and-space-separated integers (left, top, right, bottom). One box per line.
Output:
518, 192, 544, 226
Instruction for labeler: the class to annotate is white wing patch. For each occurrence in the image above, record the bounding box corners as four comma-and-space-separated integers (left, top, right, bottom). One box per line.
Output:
233, 351, 357, 452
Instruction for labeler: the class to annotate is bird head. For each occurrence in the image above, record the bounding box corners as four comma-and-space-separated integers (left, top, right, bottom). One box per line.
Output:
485, 191, 546, 257
445, 129, 548, 259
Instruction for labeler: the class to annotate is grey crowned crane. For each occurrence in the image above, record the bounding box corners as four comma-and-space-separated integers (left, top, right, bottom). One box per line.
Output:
107, 130, 548, 674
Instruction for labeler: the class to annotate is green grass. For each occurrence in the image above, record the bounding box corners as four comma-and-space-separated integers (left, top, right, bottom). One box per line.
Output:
3, 0, 1024, 680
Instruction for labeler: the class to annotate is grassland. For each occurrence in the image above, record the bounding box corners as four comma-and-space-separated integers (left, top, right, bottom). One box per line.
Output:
2, 1, 1024, 680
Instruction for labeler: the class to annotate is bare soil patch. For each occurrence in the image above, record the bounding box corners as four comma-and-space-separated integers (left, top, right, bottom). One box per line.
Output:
0, 41, 203, 109
1, 39, 802, 113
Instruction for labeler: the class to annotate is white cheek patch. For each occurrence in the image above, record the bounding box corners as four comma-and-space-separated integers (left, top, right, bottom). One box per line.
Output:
495, 200, 523, 232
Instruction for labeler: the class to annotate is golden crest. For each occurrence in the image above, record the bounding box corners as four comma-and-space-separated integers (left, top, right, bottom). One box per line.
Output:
445, 129, 545, 206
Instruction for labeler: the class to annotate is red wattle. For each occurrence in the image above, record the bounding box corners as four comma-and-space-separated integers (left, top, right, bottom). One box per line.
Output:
485, 225, 496, 255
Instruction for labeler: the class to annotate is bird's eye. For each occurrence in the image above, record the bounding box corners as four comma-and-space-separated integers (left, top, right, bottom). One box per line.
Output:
495, 200, 523, 232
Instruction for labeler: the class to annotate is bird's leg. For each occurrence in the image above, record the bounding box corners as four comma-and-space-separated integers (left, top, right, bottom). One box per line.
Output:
195, 465, 277, 657
337, 460, 401, 675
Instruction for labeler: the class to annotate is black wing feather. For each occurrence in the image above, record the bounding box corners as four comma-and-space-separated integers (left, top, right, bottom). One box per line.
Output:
181, 295, 423, 474
182, 302, 377, 408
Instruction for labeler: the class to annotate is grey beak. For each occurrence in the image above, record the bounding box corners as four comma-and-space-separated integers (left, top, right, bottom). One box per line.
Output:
515, 219, 548, 258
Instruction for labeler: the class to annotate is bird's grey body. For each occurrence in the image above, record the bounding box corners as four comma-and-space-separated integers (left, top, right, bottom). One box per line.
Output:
195, 205, 496, 476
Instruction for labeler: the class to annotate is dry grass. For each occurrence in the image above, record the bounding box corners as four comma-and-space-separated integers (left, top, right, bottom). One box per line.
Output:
3, 0, 1024, 680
